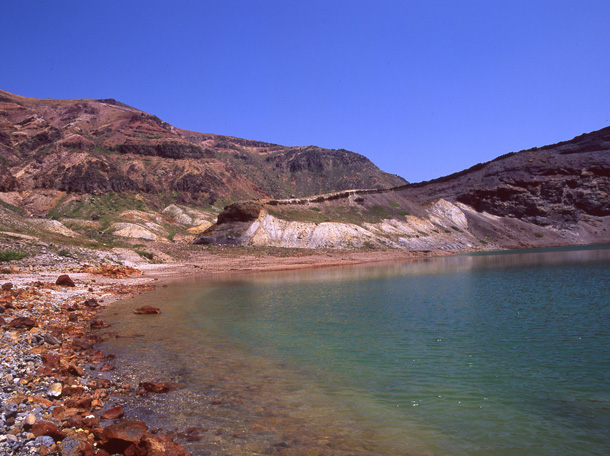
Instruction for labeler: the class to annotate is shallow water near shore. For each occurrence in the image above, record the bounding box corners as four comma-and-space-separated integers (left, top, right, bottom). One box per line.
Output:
102, 245, 610, 455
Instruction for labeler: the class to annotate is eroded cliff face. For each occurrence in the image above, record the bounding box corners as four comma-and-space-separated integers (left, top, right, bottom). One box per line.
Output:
197, 127, 610, 250
197, 195, 610, 250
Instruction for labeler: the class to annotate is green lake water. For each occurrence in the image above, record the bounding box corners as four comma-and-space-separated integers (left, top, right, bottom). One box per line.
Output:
102, 246, 610, 455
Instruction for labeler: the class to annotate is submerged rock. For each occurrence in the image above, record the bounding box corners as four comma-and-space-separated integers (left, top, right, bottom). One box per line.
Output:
133, 305, 161, 314
139, 381, 171, 393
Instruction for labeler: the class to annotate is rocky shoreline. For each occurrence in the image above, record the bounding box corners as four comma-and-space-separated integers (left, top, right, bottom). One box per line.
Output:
0, 261, 193, 456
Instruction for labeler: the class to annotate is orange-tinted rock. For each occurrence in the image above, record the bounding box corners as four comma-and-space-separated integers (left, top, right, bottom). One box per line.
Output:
133, 305, 161, 314
88, 378, 111, 389
101, 405, 124, 420
102, 420, 148, 454
141, 433, 191, 456
56, 275, 75, 287
65, 395, 92, 410
31, 396, 53, 407
32, 420, 65, 441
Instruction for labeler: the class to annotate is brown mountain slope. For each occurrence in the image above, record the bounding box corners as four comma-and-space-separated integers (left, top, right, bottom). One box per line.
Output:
402, 127, 610, 222
198, 127, 610, 250
0, 89, 405, 215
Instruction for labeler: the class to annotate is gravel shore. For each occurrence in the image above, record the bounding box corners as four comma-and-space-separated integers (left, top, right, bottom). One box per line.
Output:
0, 246, 191, 455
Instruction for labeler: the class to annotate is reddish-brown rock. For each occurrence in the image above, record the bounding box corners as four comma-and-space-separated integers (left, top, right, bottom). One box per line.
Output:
102, 420, 148, 453
62, 385, 85, 396
133, 305, 161, 314
71, 337, 93, 351
90, 319, 111, 329
139, 381, 171, 393
42, 353, 61, 369
64, 364, 85, 377
141, 433, 191, 456
32, 421, 65, 441
65, 395, 92, 410
8, 316, 37, 328
100, 362, 115, 372
101, 405, 124, 420
56, 275, 75, 287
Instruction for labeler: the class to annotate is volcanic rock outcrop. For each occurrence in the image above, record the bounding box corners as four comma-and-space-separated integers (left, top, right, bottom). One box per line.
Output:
198, 128, 610, 250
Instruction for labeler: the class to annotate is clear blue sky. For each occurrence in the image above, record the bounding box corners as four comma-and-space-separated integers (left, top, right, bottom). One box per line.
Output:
2, 1, 610, 183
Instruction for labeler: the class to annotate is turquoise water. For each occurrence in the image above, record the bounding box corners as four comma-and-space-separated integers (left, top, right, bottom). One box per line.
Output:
103, 246, 610, 455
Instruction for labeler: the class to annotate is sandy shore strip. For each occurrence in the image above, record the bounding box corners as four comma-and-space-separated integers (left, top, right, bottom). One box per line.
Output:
0, 246, 448, 455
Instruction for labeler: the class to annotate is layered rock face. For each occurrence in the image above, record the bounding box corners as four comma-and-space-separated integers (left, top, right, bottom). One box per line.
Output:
0, 89, 405, 211
198, 128, 610, 250
403, 127, 610, 228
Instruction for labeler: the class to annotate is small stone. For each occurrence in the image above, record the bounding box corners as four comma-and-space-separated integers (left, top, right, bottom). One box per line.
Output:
55, 275, 75, 287
24, 413, 36, 427
101, 405, 124, 420
42, 333, 61, 345
35, 435, 55, 447
47, 383, 62, 398
84, 298, 99, 308
141, 433, 190, 456
99, 362, 114, 372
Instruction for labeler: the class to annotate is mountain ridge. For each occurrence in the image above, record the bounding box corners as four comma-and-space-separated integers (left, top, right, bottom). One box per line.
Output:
0, 89, 406, 214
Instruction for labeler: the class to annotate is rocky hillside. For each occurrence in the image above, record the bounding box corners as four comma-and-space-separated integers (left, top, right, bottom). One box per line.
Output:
0, 89, 405, 216
197, 127, 610, 251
